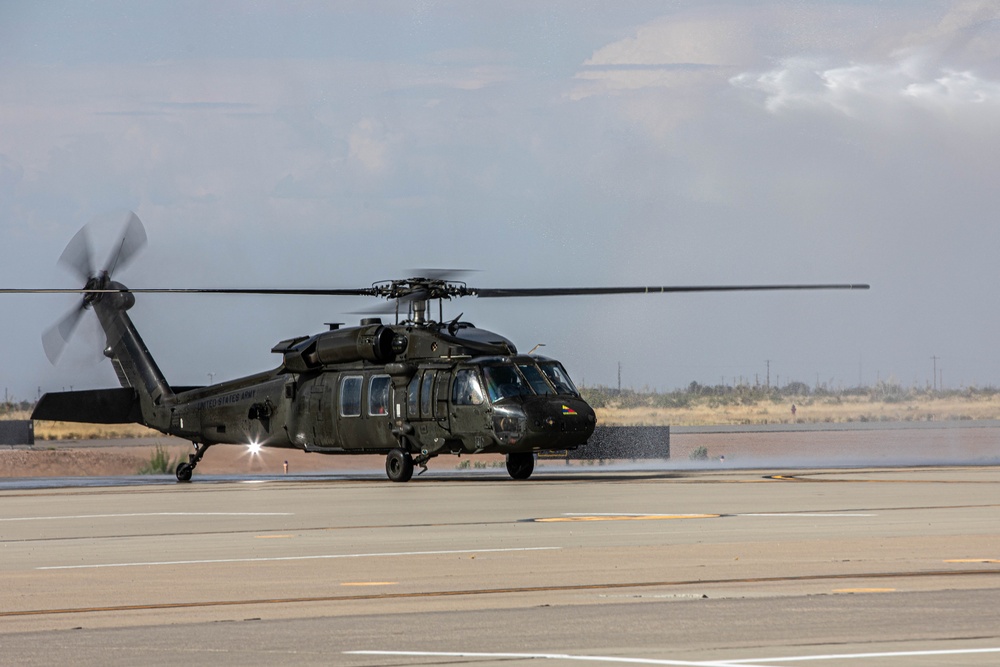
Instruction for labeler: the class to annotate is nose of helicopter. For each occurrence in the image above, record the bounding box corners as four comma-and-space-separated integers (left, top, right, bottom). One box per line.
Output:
514, 397, 596, 451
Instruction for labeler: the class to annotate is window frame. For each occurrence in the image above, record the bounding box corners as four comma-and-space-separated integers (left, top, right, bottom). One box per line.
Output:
339, 375, 363, 418
368, 374, 391, 417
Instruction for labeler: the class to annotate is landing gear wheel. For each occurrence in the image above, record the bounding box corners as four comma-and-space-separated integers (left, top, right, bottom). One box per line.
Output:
506, 451, 535, 480
175, 462, 193, 483
175, 442, 211, 483
385, 448, 414, 483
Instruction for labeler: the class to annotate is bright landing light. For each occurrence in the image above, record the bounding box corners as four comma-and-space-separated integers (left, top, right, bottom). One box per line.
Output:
247, 440, 263, 456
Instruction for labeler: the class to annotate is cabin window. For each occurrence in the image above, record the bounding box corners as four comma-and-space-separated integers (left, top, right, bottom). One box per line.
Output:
368, 375, 391, 416
339, 375, 363, 417
452, 369, 485, 406
420, 371, 435, 417
407, 376, 419, 417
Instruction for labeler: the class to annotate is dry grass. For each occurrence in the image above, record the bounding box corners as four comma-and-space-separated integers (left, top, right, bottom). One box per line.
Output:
596, 394, 1000, 426
4, 410, 160, 440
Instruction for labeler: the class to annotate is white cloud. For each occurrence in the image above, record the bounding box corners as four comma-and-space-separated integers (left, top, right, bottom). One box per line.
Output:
732, 52, 1000, 116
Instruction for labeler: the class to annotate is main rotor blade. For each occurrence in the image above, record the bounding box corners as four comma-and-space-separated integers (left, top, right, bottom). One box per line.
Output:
473, 284, 870, 298
406, 268, 475, 281
0, 287, 379, 295
0, 284, 871, 297
57, 225, 95, 283
124, 287, 381, 296
102, 211, 147, 277
41, 302, 87, 364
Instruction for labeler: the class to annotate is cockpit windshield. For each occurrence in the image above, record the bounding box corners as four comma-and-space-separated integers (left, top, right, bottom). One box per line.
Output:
538, 361, 579, 396
481, 364, 533, 402
478, 360, 579, 402
517, 363, 554, 395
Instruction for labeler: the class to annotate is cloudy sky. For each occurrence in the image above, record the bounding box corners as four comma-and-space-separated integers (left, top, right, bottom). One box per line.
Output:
2, 1, 999, 401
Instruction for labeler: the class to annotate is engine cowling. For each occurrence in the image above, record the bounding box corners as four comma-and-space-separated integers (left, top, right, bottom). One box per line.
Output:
310, 324, 397, 365
278, 324, 407, 371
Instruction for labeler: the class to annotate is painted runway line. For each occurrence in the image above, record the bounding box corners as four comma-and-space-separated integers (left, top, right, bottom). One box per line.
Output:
346, 650, 735, 666
348, 647, 1000, 666
537, 514, 719, 522
735, 513, 875, 517
530, 512, 874, 522
35, 546, 561, 570
723, 647, 1000, 663
0, 512, 293, 522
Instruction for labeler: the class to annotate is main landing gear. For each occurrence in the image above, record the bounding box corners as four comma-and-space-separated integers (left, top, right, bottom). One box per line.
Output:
176, 442, 212, 482
385, 445, 436, 483
505, 451, 535, 480
384, 446, 535, 482
385, 448, 414, 483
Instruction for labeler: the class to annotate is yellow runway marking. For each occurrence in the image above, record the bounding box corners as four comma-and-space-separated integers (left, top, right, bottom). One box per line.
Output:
340, 582, 398, 587
833, 588, 896, 593
945, 558, 1000, 563
534, 514, 719, 522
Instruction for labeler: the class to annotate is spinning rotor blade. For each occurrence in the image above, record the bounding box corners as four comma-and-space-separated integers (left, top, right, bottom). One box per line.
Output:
126, 287, 379, 296
25, 211, 149, 365
103, 211, 147, 277
57, 224, 95, 283
0, 287, 379, 295
406, 268, 474, 281
41, 302, 87, 364
473, 283, 870, 298
0, 283, 871, 297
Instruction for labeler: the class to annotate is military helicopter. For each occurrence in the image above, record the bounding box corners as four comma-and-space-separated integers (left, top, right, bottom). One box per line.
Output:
6, 213, 869, 482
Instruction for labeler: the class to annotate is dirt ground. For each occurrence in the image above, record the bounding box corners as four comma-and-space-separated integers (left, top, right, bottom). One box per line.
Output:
3, 422, 998, 478
0, 441, 392, 478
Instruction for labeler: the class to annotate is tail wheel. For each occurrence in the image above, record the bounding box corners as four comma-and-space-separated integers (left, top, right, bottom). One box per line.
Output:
386, 448, 414, 482
175, 462, 193, 482
505, 451, 535, 480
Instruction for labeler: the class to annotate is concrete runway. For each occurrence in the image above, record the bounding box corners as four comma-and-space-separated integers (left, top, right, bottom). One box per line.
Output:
2, 466, 999, 666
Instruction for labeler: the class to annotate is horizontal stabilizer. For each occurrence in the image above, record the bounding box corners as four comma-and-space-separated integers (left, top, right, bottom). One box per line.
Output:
32, 388, 141, 424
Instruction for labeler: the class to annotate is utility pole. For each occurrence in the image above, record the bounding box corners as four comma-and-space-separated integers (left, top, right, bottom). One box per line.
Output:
931, 356, 939, 391
765, 359, 771, 388
617, 362, 621, 393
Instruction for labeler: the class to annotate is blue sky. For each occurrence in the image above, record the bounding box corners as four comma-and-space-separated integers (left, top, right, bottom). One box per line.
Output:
2, 1, 1000, 400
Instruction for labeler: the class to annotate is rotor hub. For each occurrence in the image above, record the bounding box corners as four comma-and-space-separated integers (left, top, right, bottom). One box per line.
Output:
371, 278, 475, 326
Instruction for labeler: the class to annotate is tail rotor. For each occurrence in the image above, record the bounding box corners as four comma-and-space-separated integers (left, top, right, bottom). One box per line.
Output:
41, 211, 147, 363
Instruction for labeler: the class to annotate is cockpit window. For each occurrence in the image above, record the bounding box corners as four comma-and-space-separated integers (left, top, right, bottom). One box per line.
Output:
517, 363, 555, 395
538, 362, 579, 396
482, 364, 533, 402
453, 369, 486, 406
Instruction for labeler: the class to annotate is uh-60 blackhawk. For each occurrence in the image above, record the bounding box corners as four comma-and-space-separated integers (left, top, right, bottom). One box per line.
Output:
6, 213, 869, 482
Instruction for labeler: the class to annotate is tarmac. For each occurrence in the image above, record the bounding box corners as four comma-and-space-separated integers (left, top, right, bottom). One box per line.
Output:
2, 453, 999, 665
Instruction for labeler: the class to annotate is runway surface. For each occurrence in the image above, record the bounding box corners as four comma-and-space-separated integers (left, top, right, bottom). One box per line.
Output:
2, 465, 999, 666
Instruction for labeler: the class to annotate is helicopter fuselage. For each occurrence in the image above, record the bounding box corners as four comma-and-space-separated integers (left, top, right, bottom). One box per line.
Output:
52, 300, 596, 481
167, 348, 595, 459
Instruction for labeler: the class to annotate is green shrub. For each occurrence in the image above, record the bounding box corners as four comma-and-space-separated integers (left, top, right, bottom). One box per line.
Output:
138, 445, 181, 475
689, 446, 709, 461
